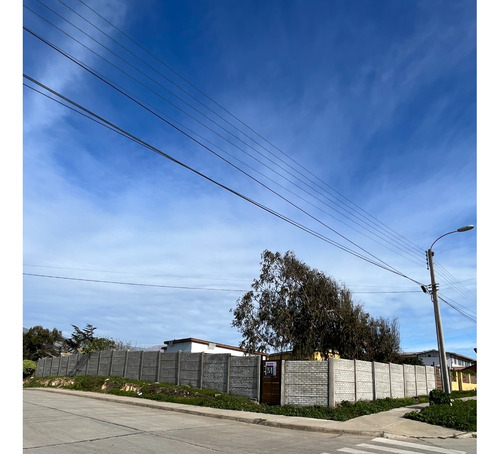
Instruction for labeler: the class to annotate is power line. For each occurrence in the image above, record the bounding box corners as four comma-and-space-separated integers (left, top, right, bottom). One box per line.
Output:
23, 273, 247, 293
23, 1, 428, 267
23, 75, 425, 286
22, 2, 475, 319
23, 272, 425, 295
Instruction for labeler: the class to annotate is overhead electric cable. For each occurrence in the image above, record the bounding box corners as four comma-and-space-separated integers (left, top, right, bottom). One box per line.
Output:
25, 0, 427, 266
23, 1, 475, 306
22, 32, 414, 279
23, 0, 476, 320
23, 273, 247, 292
74, 0, 425, 260
23, 74, 426, 287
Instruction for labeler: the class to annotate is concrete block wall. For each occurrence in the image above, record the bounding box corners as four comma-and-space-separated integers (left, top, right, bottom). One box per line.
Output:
355, 360, 374, 402
330, 358, 355, 404
282, 358, 437, 407
202, 353, 229, 393
284, 360, 328, 406
389, 363, 405, 398
228, 356, 260, 400
373, 362, 391, 399
35, 352, 436, 406
35, 350, 260, 400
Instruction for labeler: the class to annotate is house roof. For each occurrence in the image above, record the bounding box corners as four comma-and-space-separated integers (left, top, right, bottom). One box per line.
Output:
162, 337, 267, 355
401, 349, 476, 363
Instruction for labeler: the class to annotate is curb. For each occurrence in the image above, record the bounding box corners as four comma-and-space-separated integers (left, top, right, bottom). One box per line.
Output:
24, 387, 474, 439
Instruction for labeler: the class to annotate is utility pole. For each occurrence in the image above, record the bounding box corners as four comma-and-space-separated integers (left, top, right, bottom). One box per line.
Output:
426, 248, 451, 394
424, 224, 474, 395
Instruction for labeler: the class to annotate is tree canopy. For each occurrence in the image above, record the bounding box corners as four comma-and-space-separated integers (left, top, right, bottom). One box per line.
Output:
23, 326, 65, 361
66, 323, 117, 354
231, 250, 401, 362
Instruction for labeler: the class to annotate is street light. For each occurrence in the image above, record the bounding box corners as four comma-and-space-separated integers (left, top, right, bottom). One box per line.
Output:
425, 224, 474, 394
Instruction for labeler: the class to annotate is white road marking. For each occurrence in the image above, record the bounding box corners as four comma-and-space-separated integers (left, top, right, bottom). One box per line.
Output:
337, 437, 468, 454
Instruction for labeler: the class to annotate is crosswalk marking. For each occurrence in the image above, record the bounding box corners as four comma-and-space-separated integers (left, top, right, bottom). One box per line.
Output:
337, 437, 467, 454
372, 438, 466, 453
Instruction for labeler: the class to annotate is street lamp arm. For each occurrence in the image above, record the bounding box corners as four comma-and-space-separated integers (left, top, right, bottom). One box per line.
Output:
429, 231, 456, 252
429, 225, 474, 251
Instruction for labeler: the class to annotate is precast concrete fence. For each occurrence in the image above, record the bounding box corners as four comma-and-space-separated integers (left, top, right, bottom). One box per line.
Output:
35, 352, 438, 406
35, 351, 261, 400
282, 358, 437, 407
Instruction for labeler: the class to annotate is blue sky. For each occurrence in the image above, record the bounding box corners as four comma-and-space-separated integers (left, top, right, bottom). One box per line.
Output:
19, 0, 480, 360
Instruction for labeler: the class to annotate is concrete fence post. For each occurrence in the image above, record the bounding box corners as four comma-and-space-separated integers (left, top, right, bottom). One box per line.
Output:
389, 363, 393, 398
371, 361, 376, 401
354, 359, 358, 403
226, 354, 231, 394
138, 351, 144, 380
414, 365, 418, 396
56, 356, 62, 377
97, 352, 102, 376
256, 357, 262, 402
176, 351, 182, 385
328, 357, 335, 408
402, 363, 406, 397
280, 360, 286, 406
200, 352, 205, 389
109, 350, 114, 377
156, 350, 161, 383
123, 351, 129, 378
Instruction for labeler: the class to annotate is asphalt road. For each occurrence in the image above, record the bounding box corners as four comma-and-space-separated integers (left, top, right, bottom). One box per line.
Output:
23, 389, 477, 453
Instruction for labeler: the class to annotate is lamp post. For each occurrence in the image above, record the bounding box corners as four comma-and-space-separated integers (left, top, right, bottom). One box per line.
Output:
426, 225, 474, 394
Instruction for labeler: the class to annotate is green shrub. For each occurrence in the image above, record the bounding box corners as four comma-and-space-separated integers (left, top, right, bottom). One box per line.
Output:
429, 389, 451, 405
23, 360, 37, 378
68, 375, 107, 391
405, 400, 476, 431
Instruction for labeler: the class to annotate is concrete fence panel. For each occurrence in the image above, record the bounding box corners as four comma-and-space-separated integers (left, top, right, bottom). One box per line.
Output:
228, 356, 260, 400
389, 363, 405, 398
110, 350, 127, 377
124, 351, 142, 380
403, 364, 417, 397
139, 351, 159, 382
86, 352, 100, 376
415, 365, 428, 396
373, 362, 391, 399
179, 353, 203, 388
355, 360, 374, 402
35, 352, 437, 406
202, 353, 229, 393
331, 358, 356, 406
159, 352, 178, 385
284, 360, 328, 407
97, 351, 113, 376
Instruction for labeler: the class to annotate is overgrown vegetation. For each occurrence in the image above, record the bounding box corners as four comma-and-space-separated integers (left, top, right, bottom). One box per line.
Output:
23, 375, 474, 428
232, 250, 401, 362
23, 324, 133, 361
23, 360, 37, 378
429, 389, 452, 406
404, 399, 476, 432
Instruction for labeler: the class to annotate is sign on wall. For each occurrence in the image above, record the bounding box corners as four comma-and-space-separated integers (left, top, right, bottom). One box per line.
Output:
264, 361, 277, 377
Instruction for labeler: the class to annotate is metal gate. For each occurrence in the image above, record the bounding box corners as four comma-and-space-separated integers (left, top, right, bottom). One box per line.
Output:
260, 359, 281, 405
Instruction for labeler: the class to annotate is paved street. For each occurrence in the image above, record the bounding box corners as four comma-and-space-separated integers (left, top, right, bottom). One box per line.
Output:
23, 389, 477, 453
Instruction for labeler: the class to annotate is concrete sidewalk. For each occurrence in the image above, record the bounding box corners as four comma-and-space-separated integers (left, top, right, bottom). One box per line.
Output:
31, 388, 476, 440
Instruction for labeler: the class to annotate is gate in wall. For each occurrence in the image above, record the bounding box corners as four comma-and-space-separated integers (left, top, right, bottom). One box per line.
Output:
260, 359, 281, 405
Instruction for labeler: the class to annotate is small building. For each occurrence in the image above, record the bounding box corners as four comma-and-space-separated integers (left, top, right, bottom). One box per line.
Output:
268, 350, 340, 361
401, 349, 476, 370
161, 337, 266, 357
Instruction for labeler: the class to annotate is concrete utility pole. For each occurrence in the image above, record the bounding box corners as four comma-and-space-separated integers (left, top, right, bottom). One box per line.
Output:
425, 225, 474, 395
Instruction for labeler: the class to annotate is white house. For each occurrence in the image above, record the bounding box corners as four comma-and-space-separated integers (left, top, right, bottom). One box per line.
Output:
402, 349, 476, 369
161, 337, 266, 357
